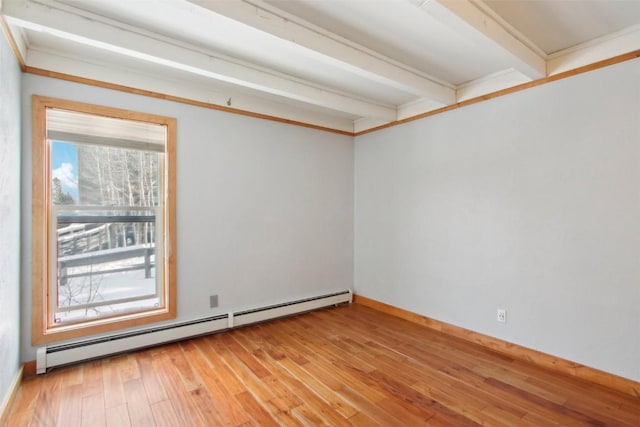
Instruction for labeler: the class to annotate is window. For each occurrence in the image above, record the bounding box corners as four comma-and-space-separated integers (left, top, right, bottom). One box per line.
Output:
32, 96, 176, 344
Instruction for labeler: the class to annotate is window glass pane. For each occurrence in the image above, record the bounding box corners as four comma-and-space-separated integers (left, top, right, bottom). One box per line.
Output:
50, 130, 163, 325
52, 142, 161, 208
55, 213, 158, 324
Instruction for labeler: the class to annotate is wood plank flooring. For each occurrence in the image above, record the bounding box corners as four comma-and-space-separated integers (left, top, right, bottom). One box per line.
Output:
5, 304, 640, 426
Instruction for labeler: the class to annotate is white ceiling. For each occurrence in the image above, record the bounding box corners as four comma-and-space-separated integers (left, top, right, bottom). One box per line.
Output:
3, 0, 640, 133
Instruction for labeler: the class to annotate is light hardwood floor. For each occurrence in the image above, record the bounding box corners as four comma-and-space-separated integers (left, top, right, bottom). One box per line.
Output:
5, 304, 640, 426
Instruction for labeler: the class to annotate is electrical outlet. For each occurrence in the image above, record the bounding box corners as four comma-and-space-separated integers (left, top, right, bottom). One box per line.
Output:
497, 308, 506, 323
210, 295, 218, 308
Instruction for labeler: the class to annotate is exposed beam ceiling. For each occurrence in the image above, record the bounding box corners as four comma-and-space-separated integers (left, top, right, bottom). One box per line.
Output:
2, 0, 639, 133
188, 0, 455, 104
4, 0, 396, 121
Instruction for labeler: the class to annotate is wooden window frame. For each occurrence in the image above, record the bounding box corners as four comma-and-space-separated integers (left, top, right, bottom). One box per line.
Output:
31, 95, 177, 345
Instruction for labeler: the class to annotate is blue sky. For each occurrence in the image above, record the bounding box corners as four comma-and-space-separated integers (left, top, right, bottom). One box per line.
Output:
52, 141, 79, 199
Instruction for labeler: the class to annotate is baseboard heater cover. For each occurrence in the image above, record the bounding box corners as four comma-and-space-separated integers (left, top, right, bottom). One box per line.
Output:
232, 290, 352, 328
36, 289, 352, 373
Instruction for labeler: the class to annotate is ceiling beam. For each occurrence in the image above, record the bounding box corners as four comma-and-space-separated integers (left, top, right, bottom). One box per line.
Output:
25, 49, 357, 133
413, 0, 546, 80
187, 0, 456, 105
548, 25, 640, 75
4, 0, 397, 121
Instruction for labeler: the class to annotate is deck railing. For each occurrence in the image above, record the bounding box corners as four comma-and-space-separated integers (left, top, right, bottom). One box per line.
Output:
58, 244, 155, 287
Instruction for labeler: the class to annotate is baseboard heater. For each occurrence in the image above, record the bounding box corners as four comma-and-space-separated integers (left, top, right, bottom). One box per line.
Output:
36, 289, 352, 374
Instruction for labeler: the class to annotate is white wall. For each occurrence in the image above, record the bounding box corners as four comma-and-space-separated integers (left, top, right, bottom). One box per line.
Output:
21, 74, 353, 360
355, 59, 640, 381
17, 53, 640, 384
0, 31, 22, 410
